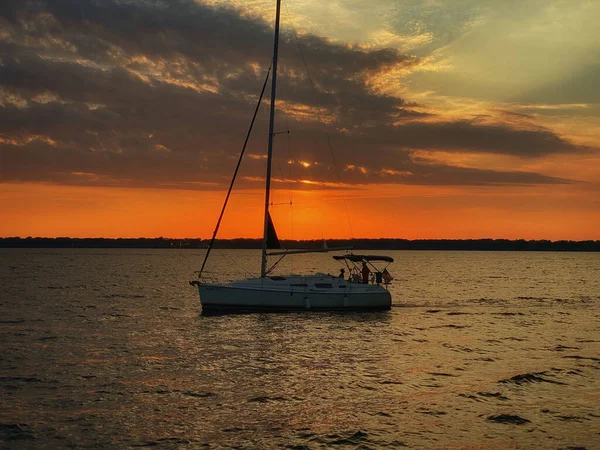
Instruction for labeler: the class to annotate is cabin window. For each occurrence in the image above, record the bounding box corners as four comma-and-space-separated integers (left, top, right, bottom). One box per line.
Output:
291, 283, 308, 287
315, 283, 333, 289
269, 276, 287, 281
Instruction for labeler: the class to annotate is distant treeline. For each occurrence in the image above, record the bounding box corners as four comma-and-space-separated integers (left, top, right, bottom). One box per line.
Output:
1, 237, 599, 251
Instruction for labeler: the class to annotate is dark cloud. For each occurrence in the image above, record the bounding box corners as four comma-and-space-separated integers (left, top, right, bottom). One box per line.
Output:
360, 120, 589, 157
0, 0, 585, 190
517, 63, 600, 105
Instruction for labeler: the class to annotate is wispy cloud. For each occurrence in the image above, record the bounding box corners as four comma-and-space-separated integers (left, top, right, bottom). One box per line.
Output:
0, 0, 595, 191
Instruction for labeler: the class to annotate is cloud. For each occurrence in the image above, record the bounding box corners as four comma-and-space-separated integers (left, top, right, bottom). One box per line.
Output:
518, 63, 600, 105
382, 120, 589, 157
404, 0, 600, 104
0, 0, 589, 190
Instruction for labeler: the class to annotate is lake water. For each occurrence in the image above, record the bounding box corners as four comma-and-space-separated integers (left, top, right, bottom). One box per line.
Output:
1, 249, 599, 449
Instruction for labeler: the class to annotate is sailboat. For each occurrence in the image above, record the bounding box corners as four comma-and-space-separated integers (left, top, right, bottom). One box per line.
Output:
190, 0, 393, 311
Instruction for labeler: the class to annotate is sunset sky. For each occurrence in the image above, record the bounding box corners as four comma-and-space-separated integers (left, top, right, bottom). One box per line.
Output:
1, 0, 599, 240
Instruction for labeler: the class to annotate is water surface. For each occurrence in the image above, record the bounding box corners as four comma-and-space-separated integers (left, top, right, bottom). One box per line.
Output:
1, 249, 599, 448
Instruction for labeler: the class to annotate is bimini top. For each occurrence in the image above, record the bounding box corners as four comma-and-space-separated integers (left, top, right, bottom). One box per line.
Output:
333, 254, 394, 263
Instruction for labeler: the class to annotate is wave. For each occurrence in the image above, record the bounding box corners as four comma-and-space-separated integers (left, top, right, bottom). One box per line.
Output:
487, 414, 530, 425
0, 423, 35, 441
498, 371, 566, 385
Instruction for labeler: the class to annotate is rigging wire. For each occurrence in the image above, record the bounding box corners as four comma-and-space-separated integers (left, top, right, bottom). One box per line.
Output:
272, 60, 293, 208
198, 64, 272, 277
287, 115, 294, 274
282, 0, 355, 240
219, 249, 253, 278
271, 47, 295, 274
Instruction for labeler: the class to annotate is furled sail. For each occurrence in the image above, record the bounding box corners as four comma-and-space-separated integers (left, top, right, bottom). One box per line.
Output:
266, 212, 281, 249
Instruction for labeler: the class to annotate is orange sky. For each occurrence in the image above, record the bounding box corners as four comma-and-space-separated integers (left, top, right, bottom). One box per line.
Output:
2, 181, 598, 240
1, 0, 599, 240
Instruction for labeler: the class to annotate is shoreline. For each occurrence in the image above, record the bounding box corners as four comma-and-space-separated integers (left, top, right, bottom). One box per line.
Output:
1, 237, 599, 251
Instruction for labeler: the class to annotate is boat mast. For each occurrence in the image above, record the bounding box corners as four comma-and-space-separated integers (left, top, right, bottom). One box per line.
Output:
261, 0, 282, 278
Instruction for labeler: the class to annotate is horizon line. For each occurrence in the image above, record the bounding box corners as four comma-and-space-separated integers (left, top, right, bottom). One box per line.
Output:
2, 237, 599, 242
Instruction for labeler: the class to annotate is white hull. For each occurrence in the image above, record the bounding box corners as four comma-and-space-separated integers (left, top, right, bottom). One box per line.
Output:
195, 274, 391, 311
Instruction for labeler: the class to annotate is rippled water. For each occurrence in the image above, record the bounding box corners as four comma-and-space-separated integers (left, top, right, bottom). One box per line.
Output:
1, 249, 599, 449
